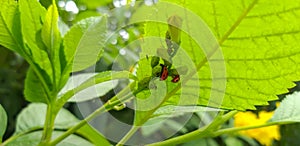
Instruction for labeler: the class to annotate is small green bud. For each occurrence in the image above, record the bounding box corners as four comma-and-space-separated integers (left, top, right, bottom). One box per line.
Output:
169, 68, 179, 76
152, 65, 162, 77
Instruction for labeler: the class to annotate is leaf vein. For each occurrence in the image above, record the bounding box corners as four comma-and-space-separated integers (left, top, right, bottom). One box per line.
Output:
228, 30, 300, 40
247, 6, 300, 18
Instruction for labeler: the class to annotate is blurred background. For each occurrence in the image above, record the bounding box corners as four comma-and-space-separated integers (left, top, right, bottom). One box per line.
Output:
1, 0, 300, 145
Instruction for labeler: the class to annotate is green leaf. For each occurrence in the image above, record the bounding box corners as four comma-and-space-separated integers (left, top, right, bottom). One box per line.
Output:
0, 1, 54, 93
140, 105, 221, 136
19, 0, 53, 78
136, 57, 153, 81
63, 16, 107, 72
15, 103, 79, 134
223, 136, 244, 146
6, 131, 93, 146
0, 0, 24, 56
19, 0, 46, 49
138, 0, 300, 110
269, 91, 300, 123
57, 71, 136, 105
24, 68, 49, 103
14, 103, 110, 145
142, 119, 188, 137
78, 0, 112, 9
152, 105, 222, 118
0, 104, 8, 140
41, 1, 62, 87
74, 10, 101, 23
41, 1, 61, 54
58, 73, 118, 102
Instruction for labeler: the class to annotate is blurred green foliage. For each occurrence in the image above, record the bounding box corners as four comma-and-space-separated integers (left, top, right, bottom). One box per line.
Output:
0, 46, 28, 139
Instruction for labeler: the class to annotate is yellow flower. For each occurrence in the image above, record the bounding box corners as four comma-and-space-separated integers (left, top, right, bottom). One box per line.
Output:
234, 111, 280, 146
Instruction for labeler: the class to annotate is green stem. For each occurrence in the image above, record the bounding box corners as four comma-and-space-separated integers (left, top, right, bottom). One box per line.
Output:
147, 111, 238, 146
147, 112, 292, 146
1, 127, 42, 146
49, 105, 106, 146
211, 121, 294, 137
116, 126, 140, 146
39, 103, 57, 146
56, 74, 135, 110
49, 85, 136, 145
108, 83, 134, 103
50, 60, 57, 93
147, 125, 209, 146
208, 111, 238, 130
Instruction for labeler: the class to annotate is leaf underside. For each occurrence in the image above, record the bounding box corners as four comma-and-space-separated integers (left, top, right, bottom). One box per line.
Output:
14, 103, 110, 145
270, 91, 300, 123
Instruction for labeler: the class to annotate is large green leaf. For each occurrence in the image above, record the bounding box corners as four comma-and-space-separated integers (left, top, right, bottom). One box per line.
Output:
58, 73, 118, 102
134, 0, 300, 110
0, 104, 7, 140
57, 71, 136, 105
6, 131, 93, 146
15, 103, 78, 134
63, 16, 107, 72
14, 103, 110, 145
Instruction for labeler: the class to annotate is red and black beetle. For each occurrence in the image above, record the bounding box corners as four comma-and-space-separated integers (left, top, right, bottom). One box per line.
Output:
160, 64, 168, 81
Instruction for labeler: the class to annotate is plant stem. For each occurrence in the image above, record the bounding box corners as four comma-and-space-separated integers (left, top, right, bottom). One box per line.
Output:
49, 104, 106, 146
39, 103, 57, 146
147, 125, 209, 146
49, 82, 136, 145
49, 91, 135, 146
116, 126, 139, 146
1, 128, 42, 146
147, 116, 292, 146
211, 121, 294, 137
147, 110, 238, 146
